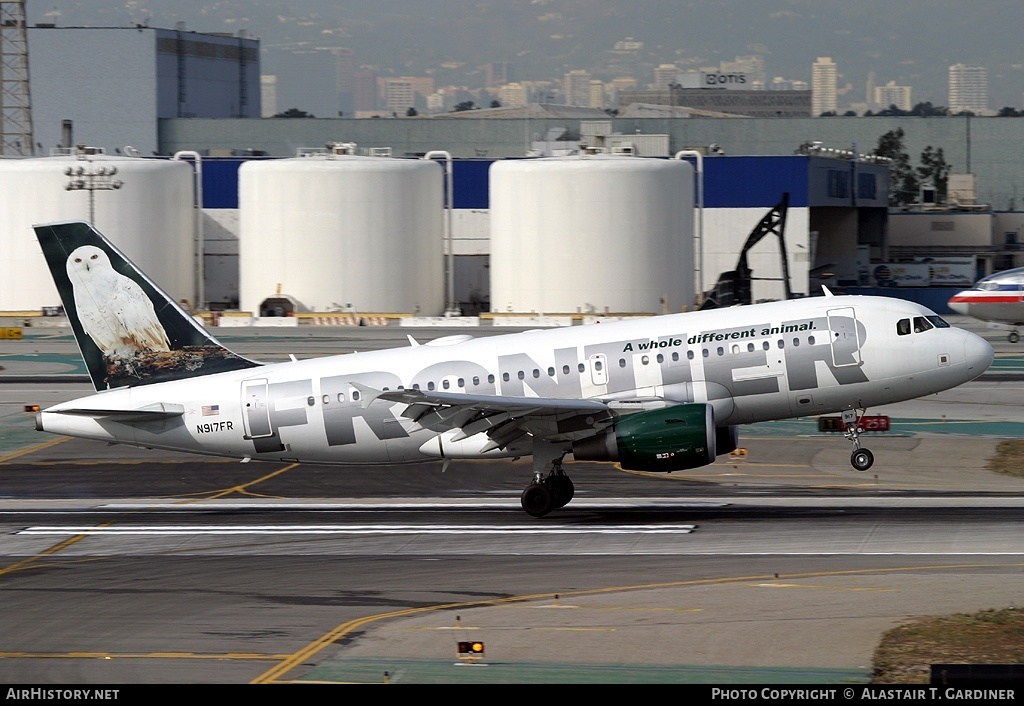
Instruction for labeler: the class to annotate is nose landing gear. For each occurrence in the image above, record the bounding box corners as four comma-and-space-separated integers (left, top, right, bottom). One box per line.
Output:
843, 408, 875, 471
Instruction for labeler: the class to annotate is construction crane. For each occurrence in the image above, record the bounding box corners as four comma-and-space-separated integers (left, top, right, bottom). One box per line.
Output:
0, 0, 33, 156
701, 192, 792, 309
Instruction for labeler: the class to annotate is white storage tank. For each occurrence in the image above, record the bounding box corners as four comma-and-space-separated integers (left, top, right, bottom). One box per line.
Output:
0, 153, 195, 311
489, 155, 695, 314
238, 154, 445, 316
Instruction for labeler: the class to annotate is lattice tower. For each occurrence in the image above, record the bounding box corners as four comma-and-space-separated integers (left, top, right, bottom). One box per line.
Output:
0, 0, 33, 155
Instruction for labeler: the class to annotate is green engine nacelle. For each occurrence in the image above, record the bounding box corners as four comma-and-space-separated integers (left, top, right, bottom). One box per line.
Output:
572, 403, 717, 472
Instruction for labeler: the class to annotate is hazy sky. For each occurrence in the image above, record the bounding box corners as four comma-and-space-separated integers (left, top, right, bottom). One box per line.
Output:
30, 1, 1024, 110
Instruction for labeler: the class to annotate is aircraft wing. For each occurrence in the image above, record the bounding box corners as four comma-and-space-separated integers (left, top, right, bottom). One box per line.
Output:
351, 382, 616, 450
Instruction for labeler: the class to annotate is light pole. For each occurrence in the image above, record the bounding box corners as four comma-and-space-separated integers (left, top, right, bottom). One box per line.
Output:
64, 161, 123, 224
675, 150, 703, 308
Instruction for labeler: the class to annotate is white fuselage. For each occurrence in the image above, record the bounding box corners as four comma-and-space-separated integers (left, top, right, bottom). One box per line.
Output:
39, 295, 993, 465
948, 267, 1024, 326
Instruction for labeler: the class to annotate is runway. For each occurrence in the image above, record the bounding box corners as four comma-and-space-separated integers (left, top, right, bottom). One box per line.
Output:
0, 318, 1023, 684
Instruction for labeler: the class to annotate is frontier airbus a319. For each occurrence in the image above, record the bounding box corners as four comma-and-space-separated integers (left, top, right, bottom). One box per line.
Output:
32, 221, 994, 518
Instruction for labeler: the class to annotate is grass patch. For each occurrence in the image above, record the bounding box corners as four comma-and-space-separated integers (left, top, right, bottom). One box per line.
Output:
873, 608, 1024, 683
987, 440, 1024, 479
872, 442, 1024, 682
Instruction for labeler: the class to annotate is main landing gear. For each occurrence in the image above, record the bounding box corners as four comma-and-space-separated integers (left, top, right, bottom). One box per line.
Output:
521, 443, 574, 518
1008, 329, 1020, 344
843, 408, 874, 472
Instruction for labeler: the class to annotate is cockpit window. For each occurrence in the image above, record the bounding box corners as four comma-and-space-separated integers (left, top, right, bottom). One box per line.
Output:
897, 318, 911, 336
980, 282, 1000, 291
913, 316, 934, 333
926, 315, 950, 328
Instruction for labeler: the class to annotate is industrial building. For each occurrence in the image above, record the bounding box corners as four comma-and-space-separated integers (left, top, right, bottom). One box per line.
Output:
4, 20, 1023, 322
28, 24, 260, 157
0, 143, 891, 321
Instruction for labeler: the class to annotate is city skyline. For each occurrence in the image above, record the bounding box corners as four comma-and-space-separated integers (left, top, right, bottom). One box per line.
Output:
30, 1, 1024, 115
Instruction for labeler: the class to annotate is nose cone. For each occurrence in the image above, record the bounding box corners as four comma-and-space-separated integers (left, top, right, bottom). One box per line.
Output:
948, 298, 970, 316
963, 330, 994, 378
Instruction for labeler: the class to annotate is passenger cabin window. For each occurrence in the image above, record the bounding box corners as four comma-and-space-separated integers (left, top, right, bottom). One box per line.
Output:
897, 319, 911, 336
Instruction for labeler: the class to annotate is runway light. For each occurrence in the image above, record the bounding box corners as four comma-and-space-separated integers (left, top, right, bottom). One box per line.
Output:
457, 640, 485, 660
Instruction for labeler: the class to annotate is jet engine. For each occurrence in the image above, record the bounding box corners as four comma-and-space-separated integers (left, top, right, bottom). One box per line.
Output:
572, 403, 719, 472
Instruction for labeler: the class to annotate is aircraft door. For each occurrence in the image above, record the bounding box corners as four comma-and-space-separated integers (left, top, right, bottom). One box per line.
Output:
589, 354, 608, 386
241, 378, 273, 438
827, 307, 862, 366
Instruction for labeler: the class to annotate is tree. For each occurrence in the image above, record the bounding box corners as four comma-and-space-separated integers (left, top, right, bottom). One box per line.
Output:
453, 101, 476, 112
873, 128, 918, 207
917, 145, 951, 200
406, 107, 418, 117
490, 99, 501, 108
909, 102, 948, 117
875, 104, 908, 117
272, 108, 315, 118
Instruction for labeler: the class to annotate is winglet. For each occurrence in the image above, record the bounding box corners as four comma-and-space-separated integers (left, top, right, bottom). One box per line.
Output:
821, 285, 834, 297
350, 381, 384, 408
33, 220, 261, 391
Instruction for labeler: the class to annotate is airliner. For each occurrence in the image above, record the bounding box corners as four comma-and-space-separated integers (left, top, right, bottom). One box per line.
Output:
32, 221, 994, 518
948, 267, 1024, 342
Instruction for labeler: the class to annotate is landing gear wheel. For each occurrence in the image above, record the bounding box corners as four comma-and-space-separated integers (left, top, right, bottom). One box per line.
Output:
545, 474, 575, 509
1009, 331, 1020, 344
851, 448, 874, 471
521, 483, 554, 518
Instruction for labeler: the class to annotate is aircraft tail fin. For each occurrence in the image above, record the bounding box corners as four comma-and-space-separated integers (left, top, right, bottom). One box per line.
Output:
34, 220, 261, 391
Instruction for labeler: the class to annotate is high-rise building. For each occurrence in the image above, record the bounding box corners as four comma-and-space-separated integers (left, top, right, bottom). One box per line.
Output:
949, 64, 988, 114
382, 79, 415, 115
497, 82, 529, 107
379, 77, 436, 114
811, 57, 837, 116
332, 48, 355, 117
721, 56, 766, 87
485, 62, 511, 89
353, 70, 378, 114
653, 63, 680, 89
563, 69, 592, 107
260, 75, 278, 117
874, 81, 913, 112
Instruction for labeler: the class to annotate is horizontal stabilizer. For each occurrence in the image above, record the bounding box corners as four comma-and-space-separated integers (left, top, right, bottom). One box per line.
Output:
50, 402, 185, 422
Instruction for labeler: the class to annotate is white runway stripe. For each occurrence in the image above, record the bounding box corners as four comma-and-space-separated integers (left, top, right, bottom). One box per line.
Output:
17, 524, 698, 536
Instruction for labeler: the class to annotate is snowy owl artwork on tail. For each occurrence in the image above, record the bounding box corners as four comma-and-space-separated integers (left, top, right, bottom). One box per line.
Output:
66, 245, 171, 361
